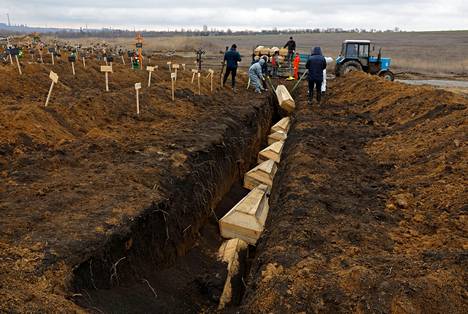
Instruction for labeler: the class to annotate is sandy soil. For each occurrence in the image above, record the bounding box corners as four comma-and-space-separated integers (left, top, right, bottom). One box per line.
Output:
243, 72, 467, 313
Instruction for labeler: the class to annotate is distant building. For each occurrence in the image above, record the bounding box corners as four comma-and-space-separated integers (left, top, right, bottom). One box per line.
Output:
203, 25, 208, 32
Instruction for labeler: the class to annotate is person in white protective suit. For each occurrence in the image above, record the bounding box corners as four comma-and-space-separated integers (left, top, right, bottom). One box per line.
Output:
248, 58, 267, 94
321, 57, 334, 94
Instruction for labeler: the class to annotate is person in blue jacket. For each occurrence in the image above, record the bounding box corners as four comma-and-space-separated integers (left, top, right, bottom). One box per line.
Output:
305, 47, 327, 104
223, 44, 242, 90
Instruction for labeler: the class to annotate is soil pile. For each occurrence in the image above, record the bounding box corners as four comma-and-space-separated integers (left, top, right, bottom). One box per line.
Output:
243, 72, 467, 313
0, 57, 270, 312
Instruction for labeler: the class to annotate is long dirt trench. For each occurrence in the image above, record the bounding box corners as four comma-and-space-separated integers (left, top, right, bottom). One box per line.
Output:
68, 94, 279, 312
242, 73, 467, 313
1, 65, 466, 313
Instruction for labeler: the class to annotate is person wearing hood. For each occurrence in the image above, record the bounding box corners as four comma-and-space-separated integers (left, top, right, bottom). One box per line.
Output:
248, 58, 267, 94
305, 47, 327, 103
223, 44, 242, 90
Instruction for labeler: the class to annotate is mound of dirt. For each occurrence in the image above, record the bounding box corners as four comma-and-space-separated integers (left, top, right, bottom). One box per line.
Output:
0, 57, 272, 312
243, 72, 467, 313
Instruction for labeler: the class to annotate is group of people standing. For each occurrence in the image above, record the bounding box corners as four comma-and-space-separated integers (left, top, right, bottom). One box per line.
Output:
222, 37, 327, 104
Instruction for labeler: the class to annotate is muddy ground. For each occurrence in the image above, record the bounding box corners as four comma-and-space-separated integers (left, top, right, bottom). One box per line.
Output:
1, 53, 467, 314
0, 55, 274, 312
243, 72, 467, 313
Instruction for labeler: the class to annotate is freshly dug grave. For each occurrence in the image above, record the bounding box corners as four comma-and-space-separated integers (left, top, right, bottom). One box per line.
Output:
243, 72, 467, 313
0, 56, 274, 312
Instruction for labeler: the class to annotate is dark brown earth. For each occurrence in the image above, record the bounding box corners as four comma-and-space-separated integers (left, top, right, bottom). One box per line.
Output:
2, 53, 467, 314
0, 54, 274, 312
243, 72, 467, 313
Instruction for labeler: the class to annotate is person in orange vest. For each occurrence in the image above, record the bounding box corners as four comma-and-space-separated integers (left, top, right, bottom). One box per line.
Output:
293, 53, 301, 80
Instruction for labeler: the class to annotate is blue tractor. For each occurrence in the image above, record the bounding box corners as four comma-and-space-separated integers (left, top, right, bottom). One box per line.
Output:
335, 40, 394, 81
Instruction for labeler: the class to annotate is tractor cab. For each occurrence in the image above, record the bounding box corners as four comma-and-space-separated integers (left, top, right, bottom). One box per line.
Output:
335, 40, 394, 81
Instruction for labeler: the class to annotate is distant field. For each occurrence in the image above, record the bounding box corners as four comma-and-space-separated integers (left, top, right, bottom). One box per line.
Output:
63, 31, 468, 76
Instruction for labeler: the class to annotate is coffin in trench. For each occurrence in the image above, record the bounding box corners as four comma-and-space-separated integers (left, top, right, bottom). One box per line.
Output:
219, 184, 270, 245
268, 130, 287, 145
257, 140, 284, 164
270, 117, 290, 133
244, 159, 277, 190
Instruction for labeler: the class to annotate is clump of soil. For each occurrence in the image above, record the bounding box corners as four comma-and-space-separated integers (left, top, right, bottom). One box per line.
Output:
0, 56, 272, 312
243, 72, 467, 313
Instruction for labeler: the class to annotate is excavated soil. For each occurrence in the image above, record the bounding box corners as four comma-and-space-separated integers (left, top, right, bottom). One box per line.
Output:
243, 72, 467, 313
0, 56, 275, 312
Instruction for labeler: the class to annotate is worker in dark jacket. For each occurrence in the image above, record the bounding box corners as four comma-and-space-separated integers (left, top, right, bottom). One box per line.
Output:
284, 37, 296, 75
305, 47, 327, 104
283, 37, 296, 61
223, 44, 242, 90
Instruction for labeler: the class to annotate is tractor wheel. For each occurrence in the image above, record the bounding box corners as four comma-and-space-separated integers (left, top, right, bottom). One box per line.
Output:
379, 70, 395, 81
339, 61, 362, 76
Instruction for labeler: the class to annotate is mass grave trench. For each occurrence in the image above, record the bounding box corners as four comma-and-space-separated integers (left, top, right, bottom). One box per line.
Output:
70, 92, 279, 306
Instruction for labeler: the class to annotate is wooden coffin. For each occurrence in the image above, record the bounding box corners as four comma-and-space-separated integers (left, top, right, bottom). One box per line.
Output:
244, 159, 277, 190
271, 117, 290, 133
279, 48, 289, 56
217, 238, 249, 309
275, 85, 295, 113
219, 184, 270, 245
268, 130, 287, 145
257, 141, 284, 164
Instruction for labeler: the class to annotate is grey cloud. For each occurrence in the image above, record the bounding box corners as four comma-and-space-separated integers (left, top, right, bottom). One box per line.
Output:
1, 0, 467, 30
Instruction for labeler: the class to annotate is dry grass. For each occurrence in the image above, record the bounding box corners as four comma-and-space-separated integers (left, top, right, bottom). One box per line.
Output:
61, 31, 468, 76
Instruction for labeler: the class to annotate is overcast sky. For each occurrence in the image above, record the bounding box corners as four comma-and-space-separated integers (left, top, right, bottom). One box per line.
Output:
1, 0, 467, 31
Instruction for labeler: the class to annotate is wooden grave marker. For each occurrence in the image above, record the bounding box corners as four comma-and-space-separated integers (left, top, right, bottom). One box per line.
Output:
172, 64, 180, 81
182, 63, 186, 71
14, 55, 22, 75
146, 66, 155, 87
171, 72, 176, 101
45, 71, 59, 107
68, 56, 76, 76
208, 69, 214, 92
191, 69, 198, 84
135, 83, 141, 115
100, 65, 113, 92
39, 49, 43, 63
